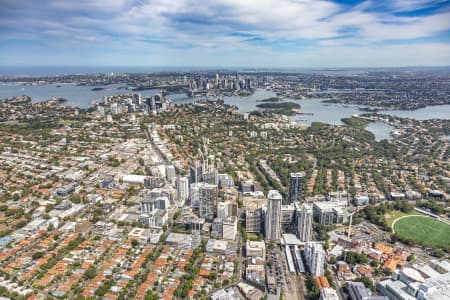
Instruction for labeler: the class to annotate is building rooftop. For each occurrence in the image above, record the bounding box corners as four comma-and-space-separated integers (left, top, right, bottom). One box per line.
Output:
282, 233, 302, 246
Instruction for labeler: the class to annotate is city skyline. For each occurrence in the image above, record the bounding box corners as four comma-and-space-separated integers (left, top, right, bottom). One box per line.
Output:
1, 0, 450, 68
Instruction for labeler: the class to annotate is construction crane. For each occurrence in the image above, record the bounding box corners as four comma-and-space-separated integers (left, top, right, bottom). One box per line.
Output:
197, 137, 210, 171
347, 208, 359, 239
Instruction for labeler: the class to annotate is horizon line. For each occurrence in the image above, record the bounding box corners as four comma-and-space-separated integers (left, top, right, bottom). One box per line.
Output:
1, 65, 450, 77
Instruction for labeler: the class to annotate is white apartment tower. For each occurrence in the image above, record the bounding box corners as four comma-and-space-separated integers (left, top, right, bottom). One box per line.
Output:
265, 190, 282, 242
304, 242, 325, 276
176, 176, 189, 207
298, 203, 313, 242
217, 202, 229, 219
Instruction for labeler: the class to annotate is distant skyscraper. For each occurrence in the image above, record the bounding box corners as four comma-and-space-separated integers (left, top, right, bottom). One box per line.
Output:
245, 78, 251, 90
298, 203, 313, 242
265, 190, 282, 241
289, 172, 303, 203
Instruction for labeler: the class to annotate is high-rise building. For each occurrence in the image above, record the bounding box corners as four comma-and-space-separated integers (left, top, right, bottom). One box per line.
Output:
141, 197, 153, 214
281, 204, 295, 225
304, 242, 325, 276
222, 216, 238, 240
211, 218, 223, 239
190, 182, 201, 210
199, 183, 218, 221
189, 161, 203, 183
140, 196, 169, 213
245, 78, 251, 90
217, 202, 229, 219
243, 193, 266, 234
298, 203, 313, 242
289, 172, 303, 203
166, 165, 176, 182
265, 190, 282, 241
191, 217, 202, 249
245, 207, 262, 234
202, 169, 218, 185
176, 176, 189, 207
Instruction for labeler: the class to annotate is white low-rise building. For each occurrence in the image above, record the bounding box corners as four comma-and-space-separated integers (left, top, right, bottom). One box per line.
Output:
246, 240, 265, 258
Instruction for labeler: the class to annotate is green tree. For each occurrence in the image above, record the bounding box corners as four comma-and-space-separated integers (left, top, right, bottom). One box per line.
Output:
305, 275, 320, 300
32, 252, 44, 260
70, 193, 81, 204
84, 266, 96, 280
145, 290, 159, 300
131, 239, 139, 248
208, 272, 217, 281
355, 277, 373, 291
328, 256, 337, 265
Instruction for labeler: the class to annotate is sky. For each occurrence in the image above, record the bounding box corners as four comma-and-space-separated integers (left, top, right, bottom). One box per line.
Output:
1, 0, 450, 68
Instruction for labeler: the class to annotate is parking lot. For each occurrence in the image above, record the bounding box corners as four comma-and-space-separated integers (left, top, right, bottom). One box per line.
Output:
266, 246, 302, 299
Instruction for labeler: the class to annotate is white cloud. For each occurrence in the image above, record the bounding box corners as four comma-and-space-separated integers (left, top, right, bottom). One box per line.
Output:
388, 0, 448, 12
294, 43, 450, 67
2, 0, 450, 67
50, 0, 131, 11
66, 0, 450, 45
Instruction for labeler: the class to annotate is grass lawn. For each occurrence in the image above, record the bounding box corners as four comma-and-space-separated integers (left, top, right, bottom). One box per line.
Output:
385, 210, 421, 227
393, 216, 450, 247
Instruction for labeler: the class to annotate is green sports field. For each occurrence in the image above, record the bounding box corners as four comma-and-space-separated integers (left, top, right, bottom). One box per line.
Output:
393, 216, 450, 247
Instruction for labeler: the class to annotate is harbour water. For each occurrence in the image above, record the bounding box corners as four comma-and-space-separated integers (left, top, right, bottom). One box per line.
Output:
1, 84, 449, 141
0, 83, 160, 108
365, 122, 394, 141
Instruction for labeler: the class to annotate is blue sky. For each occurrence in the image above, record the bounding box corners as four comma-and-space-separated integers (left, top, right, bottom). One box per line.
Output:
1, 0, 450, 68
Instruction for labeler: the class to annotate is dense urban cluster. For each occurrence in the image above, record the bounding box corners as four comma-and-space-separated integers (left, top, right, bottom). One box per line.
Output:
3, 69, 450, 109
0, 73, 449, 300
